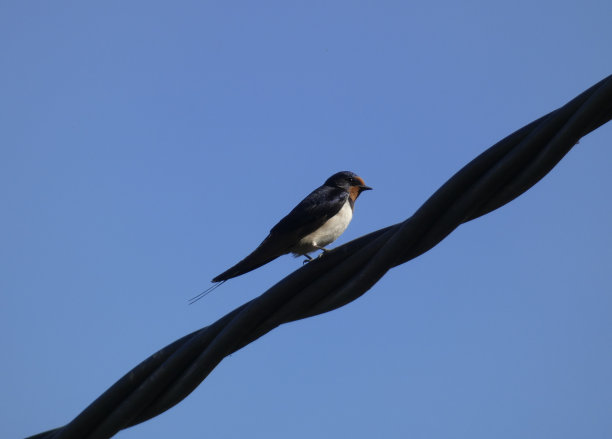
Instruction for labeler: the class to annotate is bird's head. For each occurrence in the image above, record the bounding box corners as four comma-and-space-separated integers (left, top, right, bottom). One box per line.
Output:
325, 171, 372, 200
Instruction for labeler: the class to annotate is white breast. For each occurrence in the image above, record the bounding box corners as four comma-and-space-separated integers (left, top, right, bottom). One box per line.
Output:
292, 201, 353, 255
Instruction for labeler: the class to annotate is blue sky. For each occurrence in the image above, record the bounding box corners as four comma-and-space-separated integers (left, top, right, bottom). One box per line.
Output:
2, 2, 611, 438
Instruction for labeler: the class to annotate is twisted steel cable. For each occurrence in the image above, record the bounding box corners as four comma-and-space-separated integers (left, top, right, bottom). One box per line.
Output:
27, 75, 612, 439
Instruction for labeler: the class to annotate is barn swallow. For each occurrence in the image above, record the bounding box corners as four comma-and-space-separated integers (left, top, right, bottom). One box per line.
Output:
189, 171, 371, 303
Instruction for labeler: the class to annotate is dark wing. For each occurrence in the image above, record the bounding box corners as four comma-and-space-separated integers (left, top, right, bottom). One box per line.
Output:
269, 185, 348, 238
212, 185, 348, 282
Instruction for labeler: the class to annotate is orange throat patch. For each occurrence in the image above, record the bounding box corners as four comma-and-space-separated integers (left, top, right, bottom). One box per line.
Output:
348, 186, 361, 206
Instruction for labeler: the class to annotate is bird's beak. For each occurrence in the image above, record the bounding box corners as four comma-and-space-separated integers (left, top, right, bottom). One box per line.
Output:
359, 185, 372, 191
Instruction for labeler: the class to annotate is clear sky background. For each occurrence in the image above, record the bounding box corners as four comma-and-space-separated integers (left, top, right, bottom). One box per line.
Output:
2, 2, 611, 438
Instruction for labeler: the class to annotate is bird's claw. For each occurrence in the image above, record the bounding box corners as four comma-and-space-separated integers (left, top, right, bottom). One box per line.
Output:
316, 247, 329, 258
303, 247, 331, 265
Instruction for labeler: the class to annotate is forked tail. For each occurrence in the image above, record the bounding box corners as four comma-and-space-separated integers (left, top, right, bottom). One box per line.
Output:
188, 280, 226, 304
211, 237, 284, 282
188, 235, 287, 303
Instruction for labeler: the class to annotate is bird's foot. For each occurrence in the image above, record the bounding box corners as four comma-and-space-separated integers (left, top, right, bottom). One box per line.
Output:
316, 247, 330, 258
302, 248, 330, 264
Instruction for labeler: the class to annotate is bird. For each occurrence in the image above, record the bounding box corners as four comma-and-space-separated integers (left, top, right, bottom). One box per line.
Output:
189, 171, 372, 303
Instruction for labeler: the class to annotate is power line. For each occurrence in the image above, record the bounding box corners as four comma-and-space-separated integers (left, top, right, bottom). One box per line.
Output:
26, 74, 612, 439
